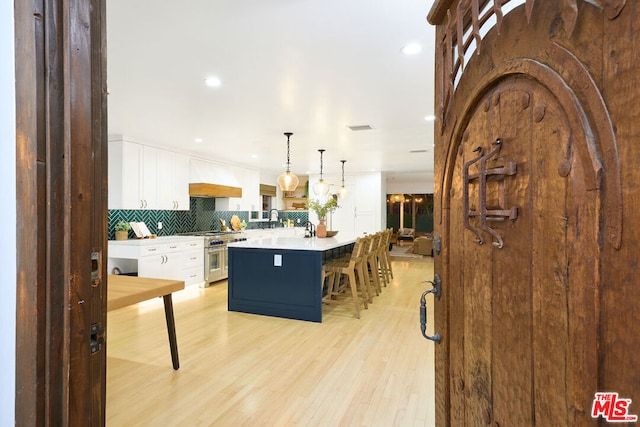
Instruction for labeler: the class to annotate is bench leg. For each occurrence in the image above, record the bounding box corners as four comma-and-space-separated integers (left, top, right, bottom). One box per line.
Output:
162, 294, 180, 370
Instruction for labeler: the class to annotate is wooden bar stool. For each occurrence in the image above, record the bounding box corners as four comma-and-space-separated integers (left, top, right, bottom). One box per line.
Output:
376, 229, 392, 287
365, 233, 382, 297
323, 237, 369, 318
384, 228, 394, 279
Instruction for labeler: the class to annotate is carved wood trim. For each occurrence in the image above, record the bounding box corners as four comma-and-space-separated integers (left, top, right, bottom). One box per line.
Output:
439, 57, 622, 249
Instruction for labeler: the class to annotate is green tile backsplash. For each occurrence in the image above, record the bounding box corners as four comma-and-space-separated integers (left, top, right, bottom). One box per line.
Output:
108, 198, 308, 239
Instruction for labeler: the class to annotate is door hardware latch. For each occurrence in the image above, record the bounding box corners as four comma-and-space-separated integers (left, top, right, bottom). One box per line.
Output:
420, 274, 442, 343
91, 251, 102, 286
90, 323, 105, 354
463, 138, 518, 248
433, 236, 441, 256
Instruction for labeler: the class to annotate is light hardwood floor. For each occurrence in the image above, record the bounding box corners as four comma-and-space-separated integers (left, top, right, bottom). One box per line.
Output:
106, 257, 436, 426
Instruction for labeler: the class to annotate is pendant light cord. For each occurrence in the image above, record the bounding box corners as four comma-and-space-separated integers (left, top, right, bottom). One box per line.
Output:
319, 149, 325, 179
285, 132, 292, 173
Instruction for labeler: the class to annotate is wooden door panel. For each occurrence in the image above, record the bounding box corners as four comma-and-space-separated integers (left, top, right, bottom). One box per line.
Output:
447, 136, 466, 425
462, 97, 494, 427
489, 84, 534, 426
529, 82, 571, 423
444, 75, 596, 425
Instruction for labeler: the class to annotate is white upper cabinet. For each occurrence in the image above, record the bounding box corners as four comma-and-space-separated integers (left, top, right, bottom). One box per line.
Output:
109, 140, 159, 209
157, 149, 190, 210
109, 140, 189, 210
190, 158, 240, 187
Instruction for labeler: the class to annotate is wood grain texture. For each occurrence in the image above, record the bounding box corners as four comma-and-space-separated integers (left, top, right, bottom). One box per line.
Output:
432, 1, 636, 426
15, 0, 109, 423
106, 260, 436, 425
189, 182, 242, 198
107, 275, 184, 312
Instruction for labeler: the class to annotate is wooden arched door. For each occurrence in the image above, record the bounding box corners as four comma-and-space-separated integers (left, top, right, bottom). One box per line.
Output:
438, 70, 600, 426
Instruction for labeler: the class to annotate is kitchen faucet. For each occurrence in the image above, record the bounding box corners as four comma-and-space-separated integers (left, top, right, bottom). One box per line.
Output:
269, 208, 279, 228
304, 221, 315, 237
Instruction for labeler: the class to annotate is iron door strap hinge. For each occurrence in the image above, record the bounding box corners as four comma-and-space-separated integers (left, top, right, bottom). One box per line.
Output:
463, 138, 518, 248
90, 323, 105, 354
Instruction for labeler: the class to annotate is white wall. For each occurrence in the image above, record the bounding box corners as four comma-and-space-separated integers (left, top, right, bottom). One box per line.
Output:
386, 175, 434, 194
0, 1, 16, 423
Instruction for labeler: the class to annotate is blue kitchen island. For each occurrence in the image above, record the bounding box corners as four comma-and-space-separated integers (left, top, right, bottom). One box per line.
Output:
227, 234, 356, 322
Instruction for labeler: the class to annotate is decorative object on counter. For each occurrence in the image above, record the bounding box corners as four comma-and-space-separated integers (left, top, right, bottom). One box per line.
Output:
277, 132, 299, 191
240, 220, 247, 230
129, 221, 155, 239
337, 160, 349, 199
316, 219, 327, 238
219, 218, 229, 231
230, 215, 242, 231
312, 149, 329, 195
114, 220, 131, 240
325, 230, 339, 238
308, 196, 339, 238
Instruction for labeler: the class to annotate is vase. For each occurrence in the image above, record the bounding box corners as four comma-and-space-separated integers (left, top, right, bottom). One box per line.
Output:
316, 219, 327, 238
115, 230, 128, 240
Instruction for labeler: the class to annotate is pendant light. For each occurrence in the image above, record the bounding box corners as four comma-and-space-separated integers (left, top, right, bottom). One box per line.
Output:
277, 132, 299, 191
337, 160, 348, 199
312, 149, 330, 195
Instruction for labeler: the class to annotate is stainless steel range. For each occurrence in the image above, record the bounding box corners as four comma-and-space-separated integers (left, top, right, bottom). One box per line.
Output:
179, 231, 247, 286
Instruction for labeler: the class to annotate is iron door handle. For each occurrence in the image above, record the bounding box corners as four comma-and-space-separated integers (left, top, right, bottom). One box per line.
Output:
420, 274, 441, 343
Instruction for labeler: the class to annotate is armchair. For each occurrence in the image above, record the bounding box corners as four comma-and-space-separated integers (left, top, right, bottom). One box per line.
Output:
413, 236, 434, 256
397, 228, 415, 246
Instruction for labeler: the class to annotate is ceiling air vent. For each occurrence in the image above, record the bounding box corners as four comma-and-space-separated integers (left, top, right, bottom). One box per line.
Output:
348, 124, 373, 131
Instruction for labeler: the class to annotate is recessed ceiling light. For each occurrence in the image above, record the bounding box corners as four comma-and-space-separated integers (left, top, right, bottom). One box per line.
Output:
251, 154, 258, 159
194, 138, 203, 143
401, 43, 422, 55
424, 115, 436, 121
205, 76, 221, 88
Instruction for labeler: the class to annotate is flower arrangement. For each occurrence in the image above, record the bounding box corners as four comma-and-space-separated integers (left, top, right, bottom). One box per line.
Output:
308, 196, 339, 220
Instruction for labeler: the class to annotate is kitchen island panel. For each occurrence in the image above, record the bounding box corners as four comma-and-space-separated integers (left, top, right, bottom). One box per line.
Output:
228, 247, 323, 322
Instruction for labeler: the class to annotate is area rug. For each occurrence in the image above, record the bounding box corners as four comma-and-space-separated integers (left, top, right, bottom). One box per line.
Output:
390, 245, 424, 259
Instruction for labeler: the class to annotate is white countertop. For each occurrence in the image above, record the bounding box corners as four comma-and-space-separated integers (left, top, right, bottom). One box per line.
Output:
108, 235, 204, 246
228, 233, 357, 251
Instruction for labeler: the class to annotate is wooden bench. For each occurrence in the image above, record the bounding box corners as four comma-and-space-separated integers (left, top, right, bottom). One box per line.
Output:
108, 274, 185, 370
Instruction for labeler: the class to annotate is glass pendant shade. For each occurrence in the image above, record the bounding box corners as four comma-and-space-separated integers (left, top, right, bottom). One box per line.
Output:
278, 132, 299, 191
312, 149, 330, 195
312, 179, 329, 196
337, 159, 348, 199
277, 171, 299, 192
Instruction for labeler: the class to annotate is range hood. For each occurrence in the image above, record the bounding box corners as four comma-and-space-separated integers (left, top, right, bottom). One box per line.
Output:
189, 183, 242, 198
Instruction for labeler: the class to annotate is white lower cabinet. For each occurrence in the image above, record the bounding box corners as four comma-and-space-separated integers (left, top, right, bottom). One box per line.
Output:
108, 237, 204, 287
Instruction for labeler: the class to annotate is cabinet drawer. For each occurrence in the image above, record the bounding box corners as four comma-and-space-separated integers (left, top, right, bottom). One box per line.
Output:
139, 242, 182, 256
183, 266, 204, 286
182, 239, 204, 250
184, 249, 203, 268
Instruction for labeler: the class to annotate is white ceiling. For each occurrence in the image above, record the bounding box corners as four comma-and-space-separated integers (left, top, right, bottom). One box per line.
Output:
106, 0, 437, 181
